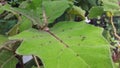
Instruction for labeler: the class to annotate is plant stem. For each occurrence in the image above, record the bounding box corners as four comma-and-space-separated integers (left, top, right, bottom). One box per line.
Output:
47, 31, 69, 48
33, 55, 40, 68
42, 7, 48, 27
110, 16, 120, 41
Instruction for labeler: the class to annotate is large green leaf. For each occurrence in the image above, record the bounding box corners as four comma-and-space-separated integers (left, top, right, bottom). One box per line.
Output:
10, 29, 89, 68
10, 21, 114, 68
51, 21, 114, 68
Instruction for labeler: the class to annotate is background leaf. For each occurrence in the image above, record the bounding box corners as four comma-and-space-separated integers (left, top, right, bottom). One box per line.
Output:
0, 49, 18, 68
11, 0, 69, 25
0, 35, 8, 45
19, 16, 32, 32
102, 0, 120, 15
0, 35, 18, 68
88, 6, 104, 19
43, 1, 70, 23
68, 5, 85, 20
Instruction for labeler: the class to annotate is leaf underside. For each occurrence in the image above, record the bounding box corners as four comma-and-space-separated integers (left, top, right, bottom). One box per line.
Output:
0, 49, 18, 68
0, 35, 8, 45
0, 35, 18, 68
10, 0, 69, 25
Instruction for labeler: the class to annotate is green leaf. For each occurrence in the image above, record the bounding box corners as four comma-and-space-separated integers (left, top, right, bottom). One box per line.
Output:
10, 21, 114, 68
0, 35, 17, 68
19, 16, 32, 32
68, 5, 85, 20
29, 0, 42, 9
43, 1, 70, 23
0, 1, 42, 25
18, 0, 42, 10
102, 30, 112, 43
102, 0, 120, 15
0, 11, 4, 14
0, 4, 11, 11
0, 5, 18, 35
0, 49, 18, 68
10, 0, 69, 25
0, 19, 17, 35
88, 6, 104, 19
51, 22, 114, 68
6, 23, 19, 36
86, 0, 97, 6
10, 8, 42, 25
0, 35, 8, 45
10, 29, 89, 68
78, 1, 89, 11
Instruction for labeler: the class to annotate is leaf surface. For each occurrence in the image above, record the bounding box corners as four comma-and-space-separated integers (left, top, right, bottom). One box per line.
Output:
88, 6, 104, 19
43, 1, 69, 23
19, 16, 32, 32
0, 36, 17, 68
102, 0, 120, 15
10, 0, 69, 25
10, 21, 114, 68
0, 35, 8, 45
